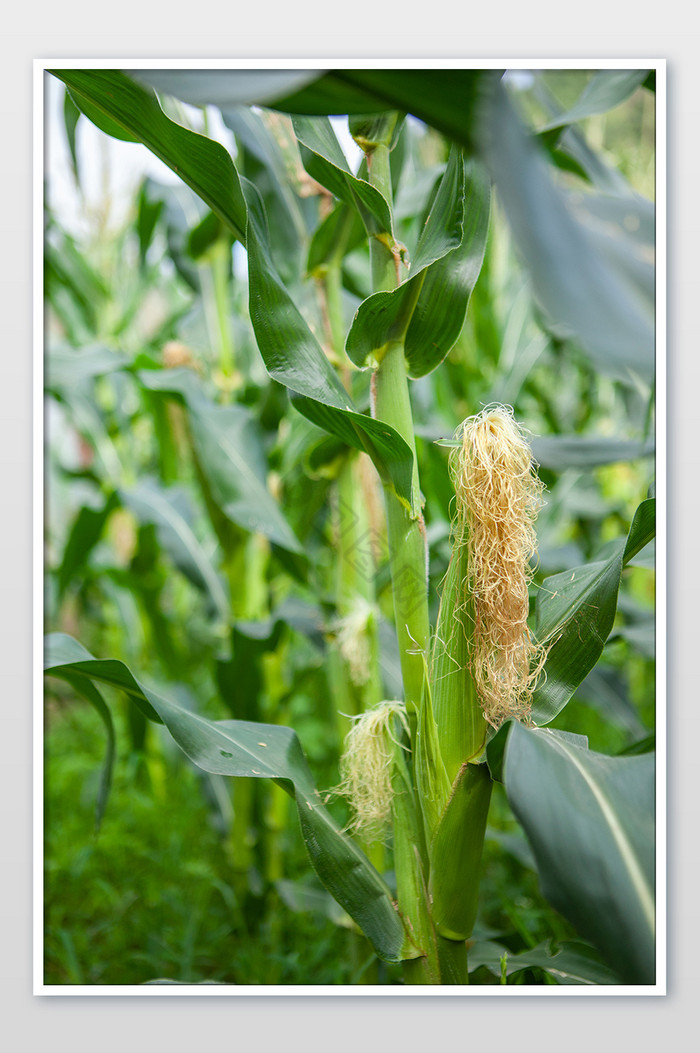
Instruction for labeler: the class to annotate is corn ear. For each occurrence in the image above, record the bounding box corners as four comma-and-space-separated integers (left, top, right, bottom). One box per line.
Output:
428, 761, 492, 941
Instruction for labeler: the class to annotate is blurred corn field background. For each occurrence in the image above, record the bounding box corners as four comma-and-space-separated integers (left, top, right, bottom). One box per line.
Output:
43, 67, 657, 987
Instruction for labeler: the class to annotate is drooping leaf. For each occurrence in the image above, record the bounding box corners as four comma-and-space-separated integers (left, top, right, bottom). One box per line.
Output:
495, 722, 655, 985
269, 69, 490, 151
50, 70, 248, 242
44, 633, 414, 964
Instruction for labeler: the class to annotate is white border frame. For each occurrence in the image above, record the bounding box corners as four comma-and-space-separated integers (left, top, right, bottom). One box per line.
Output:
34, 57, 667, 997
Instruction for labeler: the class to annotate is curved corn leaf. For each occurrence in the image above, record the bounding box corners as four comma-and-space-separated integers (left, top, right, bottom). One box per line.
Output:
50, 70, 247, 243
494, 722, 655, 984
532, 497, 655, 724
243, 179, 418, 513
345, 150, 489, 376
44, 633, 412, 964
292, 116, 392, 233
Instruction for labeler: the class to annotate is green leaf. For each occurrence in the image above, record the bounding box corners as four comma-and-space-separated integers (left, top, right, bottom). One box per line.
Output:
119, 479, 230, 621
501, 723, 655, 984
243, 179, 417, 513
44, 633, 411, 964
56, 491, 118, 599
538, 70, 650, 133
50, 70, 248, 243
344, 151, 490, 376
306, 202, 365, 275
532, 498, 655, 724
469, 938, 621, 985
292, 116, 392, 233
138, 369, 304, 555
269, 69, 490, 151
403, 159, 491, 377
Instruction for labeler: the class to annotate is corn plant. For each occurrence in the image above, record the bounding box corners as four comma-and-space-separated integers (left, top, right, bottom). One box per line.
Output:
44, 67, 657, 986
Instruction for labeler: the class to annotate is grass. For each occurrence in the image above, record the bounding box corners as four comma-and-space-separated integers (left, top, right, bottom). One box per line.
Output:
44, 696, 371, 986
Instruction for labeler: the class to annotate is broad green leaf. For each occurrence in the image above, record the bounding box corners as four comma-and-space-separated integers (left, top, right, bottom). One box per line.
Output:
292, 116, 392, 233
500, 723, 655, 984
138, 369, 304, 555
538, 70, 650, 133
477, 79, 654, 385
44, 633, 412, 963
269, 69, 489, 151
119, 479, 230, 621
532, 498, 655, 724
468, 938, 620, 985
243, 179, 417, 513
50, 70, 248, 243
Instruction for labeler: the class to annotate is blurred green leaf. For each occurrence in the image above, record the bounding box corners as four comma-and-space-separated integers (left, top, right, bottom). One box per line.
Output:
139, 368, 304, 555
477, 79, 654, 385
119, 479, 230, 620
531, 434, 654, 470
538, 70, 650, 133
